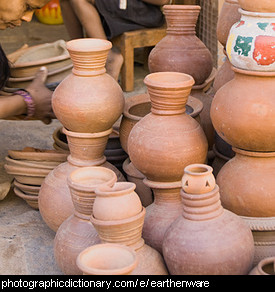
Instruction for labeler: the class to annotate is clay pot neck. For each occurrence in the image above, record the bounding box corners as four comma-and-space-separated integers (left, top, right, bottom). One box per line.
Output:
164, 5, 200, 35
144, 72, 195, 115
232, 66, 275, 83
181, 185, 224, 221
66, 38, 112, 76
143, 179, 182, 205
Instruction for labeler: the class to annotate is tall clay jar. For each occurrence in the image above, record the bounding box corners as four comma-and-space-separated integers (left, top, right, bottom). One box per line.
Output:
162, 164, 255, 275
54, 166, 117, 275
52, 38, 125, 133
148, 5, 213, 85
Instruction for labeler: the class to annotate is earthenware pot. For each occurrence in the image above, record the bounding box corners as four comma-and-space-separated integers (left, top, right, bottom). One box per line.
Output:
226, 9, 275, 71
217, 148, 275, 217
76, 243, 137, 275
162, 164, 255, 275
54, 166, 116, 275
249, 257, 275, 275
128, 72, 208, 183
216, 0, 241, 47
148, 5, 213, 85
52, 38, 125, 133
211, 66, 275, 151
238, 0, 275, 13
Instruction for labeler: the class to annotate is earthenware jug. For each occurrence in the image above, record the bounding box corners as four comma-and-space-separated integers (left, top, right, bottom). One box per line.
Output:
148, 5, 213, 85
163, 164, 255, 275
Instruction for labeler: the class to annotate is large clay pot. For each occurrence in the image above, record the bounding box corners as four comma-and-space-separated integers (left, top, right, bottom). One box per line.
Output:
226, 9, 275, 71
76, 243, 137, 275
148, 5, 213, 85
128, 72, 208, 183
211, 66, 275, 152
52, 38, 125, 133
54, 166, 116, 275
216, 0, 241, 47
217, 148, 275, 217
163, 164, 255, 275
249, 257, 275, 275
238, 0, 275, 13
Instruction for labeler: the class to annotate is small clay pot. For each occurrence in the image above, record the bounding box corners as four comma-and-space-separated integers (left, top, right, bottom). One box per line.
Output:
249, 257, 275, 275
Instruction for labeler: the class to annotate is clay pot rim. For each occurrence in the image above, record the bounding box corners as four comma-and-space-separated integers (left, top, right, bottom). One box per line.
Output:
66, 38, 112, 52
232, 65, 275, 77
76, 243, 137, 275
238, 7, 275, 17
144, 72, 195, 89
254, 257, 275, 275
67, 166, 117, 192
95, 181, 136, 197
184, 163, 213, 176
233, 147, 275, 158
5, 156, 59, 170
90, 207, 146, 226
143, 178, 182, 189
62, 127, 113, 138
163, 4, 201, 11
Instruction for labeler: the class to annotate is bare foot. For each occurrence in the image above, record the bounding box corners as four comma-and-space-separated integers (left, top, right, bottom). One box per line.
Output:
106, 48, 124, 82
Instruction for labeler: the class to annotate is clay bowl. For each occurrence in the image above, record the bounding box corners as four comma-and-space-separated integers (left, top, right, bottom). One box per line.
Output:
5, 156, 61, 170
4, 164, 51, 186
8, 147, 68, 162
13, 187, 39, 210
13, 179, 40, 196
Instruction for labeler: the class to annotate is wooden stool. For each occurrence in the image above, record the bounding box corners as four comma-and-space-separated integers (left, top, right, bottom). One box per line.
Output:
112, 25, 167, 92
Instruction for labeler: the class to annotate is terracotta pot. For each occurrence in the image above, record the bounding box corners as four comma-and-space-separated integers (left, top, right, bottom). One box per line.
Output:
163, 164, 255, 275
211, 66, 275, 151
217, 148, 275, 217
90, 208, 168, 275
52, 38, 125, 133
128, 72, 208, 183
238, 0, 275, 13
216, 0, 241, 47
148, 5, 213, 85
226, 9, 275, 71
122, 158, 153, 207
211, 144, 231, 177
54, 166, 116, 275
119, 92, 203, 154
249, 257, 275, 275
76, 243, 137, 275
93, 182, 142, 221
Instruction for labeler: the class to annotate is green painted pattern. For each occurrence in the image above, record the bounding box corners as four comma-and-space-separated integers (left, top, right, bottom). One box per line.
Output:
233, 36, 253, 56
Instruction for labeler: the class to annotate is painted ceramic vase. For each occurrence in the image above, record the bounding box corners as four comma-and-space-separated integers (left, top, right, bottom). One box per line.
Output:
162, 164, 255, 275
249, 257, 275, 275
238, 0, 275, 13
217, 148, 275, 217
226, 9, 275, 71
54, 166, 116, 275
76, 243, 138, 275
216, 0, 241, 47
128, 72, 208, 183
52, 38, 125, 133
210, 66, 275, 152
148, 5, 213, 85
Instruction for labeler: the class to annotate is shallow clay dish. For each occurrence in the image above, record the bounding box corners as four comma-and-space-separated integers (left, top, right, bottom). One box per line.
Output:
13, 179, 40, 196
5, 156, 61, 169
14, 187, 39, 210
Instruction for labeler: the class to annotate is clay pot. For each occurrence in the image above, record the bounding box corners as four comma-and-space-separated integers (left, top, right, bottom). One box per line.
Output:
128, 72, 208, 183
249, 257, 275, 275
122, 158, 153, 207
76, 243, 137, 275
119, 92, 203, 154
216, 0, 241, 47
211, 66, 275, 151
162, 164, 255, 275
226, 9, 275, 71
52, 38, 125, 133
93, 182, 142, 221
238, 0, 275, 13
217, 148, 275, 217
54, 166, 116, 275
90, 208, 168, 275
211, 145, 231, 177
148, 5, 213, 85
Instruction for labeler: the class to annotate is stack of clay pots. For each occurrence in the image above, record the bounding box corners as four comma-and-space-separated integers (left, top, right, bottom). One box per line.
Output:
38, 38, 125, 232
4, 147, 67, 209
211, 0, 275, 265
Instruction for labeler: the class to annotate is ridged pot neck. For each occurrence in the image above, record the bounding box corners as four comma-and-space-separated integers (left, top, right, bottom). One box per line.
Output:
181, 185, 224, 221
163, 5, 200, 35
144, 72, 195, 115
66, 38, 112, 76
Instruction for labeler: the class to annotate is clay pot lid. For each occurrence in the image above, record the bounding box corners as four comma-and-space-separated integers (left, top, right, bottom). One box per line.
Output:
8, 147, 68, 162
5, 156, 61, 169
66, 38, 112, 52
